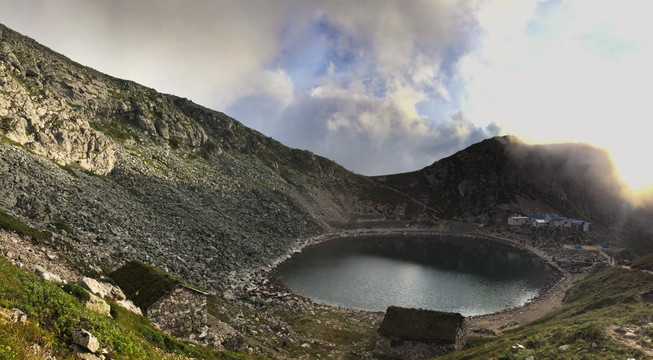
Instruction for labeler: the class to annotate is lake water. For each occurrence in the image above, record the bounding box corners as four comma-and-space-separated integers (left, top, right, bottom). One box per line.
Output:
275, 235, 556, 316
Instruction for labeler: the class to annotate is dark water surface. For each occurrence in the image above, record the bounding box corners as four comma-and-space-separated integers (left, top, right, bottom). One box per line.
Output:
275, 235, 556, 316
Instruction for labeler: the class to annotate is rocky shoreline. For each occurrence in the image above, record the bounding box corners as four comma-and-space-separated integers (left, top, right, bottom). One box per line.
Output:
233, 225, 612, 340
0, 223, 617, 358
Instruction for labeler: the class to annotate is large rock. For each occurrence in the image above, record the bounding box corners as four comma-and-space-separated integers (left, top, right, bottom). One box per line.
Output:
78, 277, 125, 300
75, 352, 102, 360
72, 328, 100, 353
84, 293, 111, 317
115, 299, 142, 316
25, 66, 39, 78
8, 308, 26, 323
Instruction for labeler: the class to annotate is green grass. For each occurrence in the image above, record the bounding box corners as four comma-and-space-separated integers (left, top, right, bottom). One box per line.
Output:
61, 283, 90, 302
561, 264, 653, 315
57, 162, 102, 178
630, 252, 653, 271
0, 211, 52, 242
439, 265, 653, 360
0, 257, 251, 359
89, 119, 139, 143
0, 117, 15, 133
52, 220, 74, 234
274, 307, 378, 359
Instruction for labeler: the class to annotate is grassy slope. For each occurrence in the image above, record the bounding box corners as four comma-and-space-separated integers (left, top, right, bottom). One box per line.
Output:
440, 265, 653, 360
630, 253, 653, 271
0, 258, 252, 360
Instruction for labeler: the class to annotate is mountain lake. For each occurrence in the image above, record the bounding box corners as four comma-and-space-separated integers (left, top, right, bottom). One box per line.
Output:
275, 234, 557, 316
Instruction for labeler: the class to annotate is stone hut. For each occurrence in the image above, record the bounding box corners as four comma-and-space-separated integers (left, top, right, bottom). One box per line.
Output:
109, 260, 208, 337
376, 306, 468, 360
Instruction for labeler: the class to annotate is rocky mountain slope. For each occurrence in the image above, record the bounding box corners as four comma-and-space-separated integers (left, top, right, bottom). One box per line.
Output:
0, 23, 375, 289
1, 22, 650, 293
364, 136, 629, 227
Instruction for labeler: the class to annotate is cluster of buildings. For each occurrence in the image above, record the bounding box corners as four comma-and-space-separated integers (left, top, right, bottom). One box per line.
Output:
508, 213, 591, 232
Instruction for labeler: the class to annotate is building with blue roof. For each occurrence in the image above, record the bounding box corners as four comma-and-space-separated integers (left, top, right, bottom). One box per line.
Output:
509, 214, 591, 231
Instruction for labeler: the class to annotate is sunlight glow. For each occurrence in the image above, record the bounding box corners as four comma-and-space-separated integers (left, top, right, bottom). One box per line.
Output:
463, 0, 653, 190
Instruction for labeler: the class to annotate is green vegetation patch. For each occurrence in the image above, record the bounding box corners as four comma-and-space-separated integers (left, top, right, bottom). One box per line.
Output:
439, 262, 653, 360
57, 162, 102, 179
562, 265, 653, 315
62, 283, 90, 302
378, 306, 465, 344
630, 252, 653, 271
271, 306, 378, 358
0, 211, 52, 242
0, 257, 250, 359
89, 119, 139, 143
1, 117, 15, 133
52, 220, 73, 234
109, 260, 181, 311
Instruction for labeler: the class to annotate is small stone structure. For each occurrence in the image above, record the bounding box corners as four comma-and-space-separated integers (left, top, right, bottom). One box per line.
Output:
376, 306, 468, 360
146, 283, 208, 336
110, 260, 208, 337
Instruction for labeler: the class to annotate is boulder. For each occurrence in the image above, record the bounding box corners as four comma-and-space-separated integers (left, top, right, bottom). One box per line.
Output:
25, 66, 40, 78
223, 290, 236, 301
73, 349, 102, 360
9, 308, 26, 323
84, 293, 111, 317
78, 277, 125, 300
115, 299, 142, 316
72, 328, 100, 353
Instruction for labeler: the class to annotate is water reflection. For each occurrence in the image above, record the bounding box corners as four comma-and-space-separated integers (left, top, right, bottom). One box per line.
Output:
275, 235, 554, 316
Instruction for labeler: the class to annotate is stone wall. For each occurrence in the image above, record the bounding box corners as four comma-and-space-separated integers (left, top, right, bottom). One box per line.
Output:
376, 319, 468, 360
146, 284, 207, 337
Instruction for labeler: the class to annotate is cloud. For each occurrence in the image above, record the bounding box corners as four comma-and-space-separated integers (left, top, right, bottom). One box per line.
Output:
250, 81, 501, 175
0, 0, 296, 109
0, 1, 521, 176
459, 0, 653, 188
225, 0, 497, 174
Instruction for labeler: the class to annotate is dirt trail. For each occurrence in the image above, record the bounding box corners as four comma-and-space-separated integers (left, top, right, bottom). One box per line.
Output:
468, 271, 585, 335
465, 234, 583, 335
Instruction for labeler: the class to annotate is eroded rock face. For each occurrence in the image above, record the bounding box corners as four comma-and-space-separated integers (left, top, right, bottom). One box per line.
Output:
0, 45, 117, 175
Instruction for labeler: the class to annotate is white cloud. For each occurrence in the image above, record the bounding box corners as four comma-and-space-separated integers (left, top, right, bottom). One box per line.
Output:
459, 0, 653, 188
0, 0, 295, 109
0, 1, 505, 175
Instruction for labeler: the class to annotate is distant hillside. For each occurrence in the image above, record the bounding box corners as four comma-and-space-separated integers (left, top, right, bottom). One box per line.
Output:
363, 136, 628, 227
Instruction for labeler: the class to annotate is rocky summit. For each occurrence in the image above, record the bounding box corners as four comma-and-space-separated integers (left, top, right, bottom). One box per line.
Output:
0, 21, 651, 293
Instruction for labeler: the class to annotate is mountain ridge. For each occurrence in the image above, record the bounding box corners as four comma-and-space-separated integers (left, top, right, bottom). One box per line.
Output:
1, 21, 651, 292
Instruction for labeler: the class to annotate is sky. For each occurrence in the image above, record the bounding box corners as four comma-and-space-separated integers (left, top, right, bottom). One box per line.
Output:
1, 0, 652, 189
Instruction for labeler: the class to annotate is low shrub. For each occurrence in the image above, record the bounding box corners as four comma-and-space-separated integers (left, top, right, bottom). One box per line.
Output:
62, 283, 90, 302
0, 211, 52, 242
